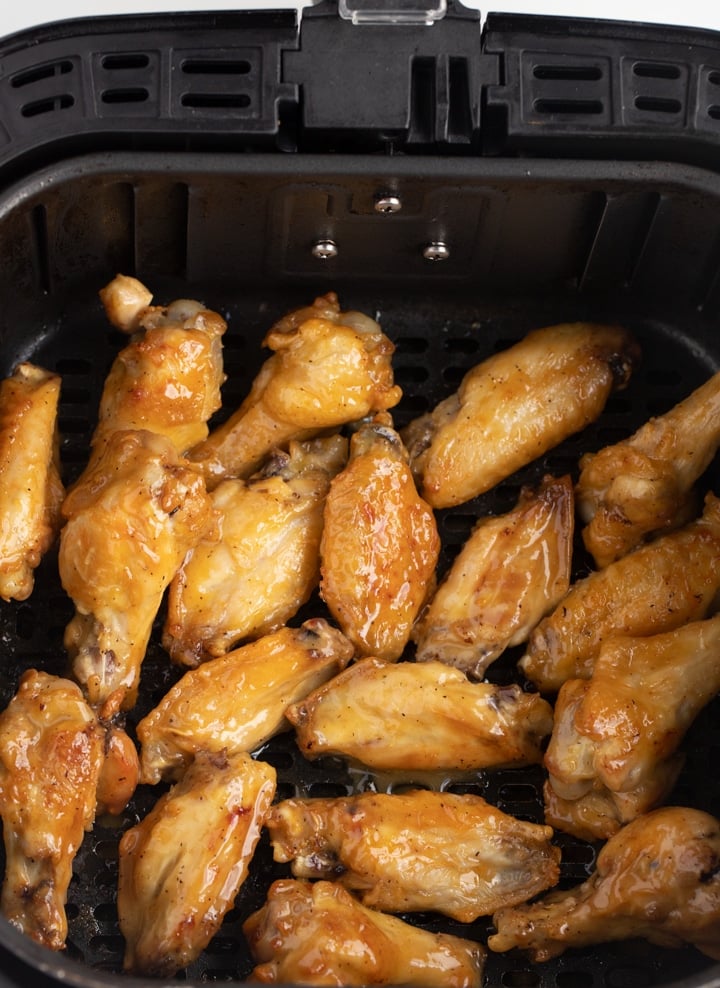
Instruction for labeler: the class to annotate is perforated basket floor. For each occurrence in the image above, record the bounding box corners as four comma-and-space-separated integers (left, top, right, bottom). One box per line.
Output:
0, 281, 719, 987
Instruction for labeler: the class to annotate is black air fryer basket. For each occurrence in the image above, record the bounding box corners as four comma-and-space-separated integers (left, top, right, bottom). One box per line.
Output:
0, 2, 720, 987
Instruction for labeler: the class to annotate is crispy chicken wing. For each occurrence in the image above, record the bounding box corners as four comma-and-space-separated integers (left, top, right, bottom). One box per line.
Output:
118, 749, 276, 977
287, 656, 553, 773
244, 879, 485, 987
520, 491, 720, 693
163, 436, 347, 667
577, 368, 720, 567
0, 362, 63, 601
266, 790, 561, 922
489, 806, 720, 962
543, 614, 720, 841
319, 415, 440, 661
138, 618, 354, 784
90, 275, 226, 463
413, 475, 573, 678
95, 723, 140, 817
59, 429, 215, 712
188, 293, 401, 488
0, 670, 105, 950
403, 322, 639, 509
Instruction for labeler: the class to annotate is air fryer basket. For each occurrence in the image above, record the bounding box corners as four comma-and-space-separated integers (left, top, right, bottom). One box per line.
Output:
0, 5, 720, 988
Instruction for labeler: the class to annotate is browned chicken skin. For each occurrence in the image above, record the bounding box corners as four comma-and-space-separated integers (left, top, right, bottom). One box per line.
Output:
577, 368, 720, 567
0, 362, 64, 602
91, 274, 227, 463
59, 429, 215, 712
266, 790, 560, 922
520, 491, 720, 693
163, 435, 347, 667
244, 879, 486, 987
320, 415, 440, 661
288, 656, 553, 773
413, 474, 573, 678
188, 293, 402, 488
403, 322, 639, 509
0, 670, 105, 950
489, 806, 720, 962
138, 618, 354, 784
543, 614, 720, 841
118, 750, 276, 977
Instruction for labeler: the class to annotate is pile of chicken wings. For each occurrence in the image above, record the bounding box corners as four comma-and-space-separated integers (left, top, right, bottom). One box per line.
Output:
0, 274, 719, 985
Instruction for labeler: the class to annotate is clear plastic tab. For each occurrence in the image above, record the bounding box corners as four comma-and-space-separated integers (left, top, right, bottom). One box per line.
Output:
338, 0, 447, 25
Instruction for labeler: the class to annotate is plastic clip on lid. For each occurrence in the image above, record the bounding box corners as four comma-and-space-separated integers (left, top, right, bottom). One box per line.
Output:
338, 0, 447, 25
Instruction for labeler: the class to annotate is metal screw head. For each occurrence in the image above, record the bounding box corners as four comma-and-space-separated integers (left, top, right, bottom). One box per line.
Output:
423, 241, 450, 261
374, 194, 402, 215
311, 239, 339, 260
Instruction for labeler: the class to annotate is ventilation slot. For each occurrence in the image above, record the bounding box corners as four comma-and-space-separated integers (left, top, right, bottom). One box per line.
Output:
633, 61, 681, 79
101, 53, 151, 71
21, 94, 74, 118
181, 58, 252, 76
533, 64, 602, 81
11, 59, 73, 88
634, 95, 682, 114
710, 105, 720, 120
447, 56, 473, 141
533, 98, 604, 115
409, 56, 436, 143
181, 92, 251, 109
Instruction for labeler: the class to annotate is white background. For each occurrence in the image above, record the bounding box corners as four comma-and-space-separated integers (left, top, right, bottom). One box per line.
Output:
0, 0, 718, 40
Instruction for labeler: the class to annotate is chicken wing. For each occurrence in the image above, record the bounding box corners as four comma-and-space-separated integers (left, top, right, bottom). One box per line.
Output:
489, 806, 720, 962
95, 724, 140, 817
138, 618, 354, 784
244, 879, 485, 987
519, 491, 720, 693
89, 274, 226, 464
542, 614, 720, 841
577, 368, 720, 567
413, 474, 573, 678
59, 429, 215, 712
118, 749, 276, 977
266, 789, 561, 922
319, 415, 440, 662
0, 670, 105, 950
163, 435, 347, 667
0, 362, 63, 601
287, 656, 553, 773
188, 293, 402, 488
403, 322, 639, 509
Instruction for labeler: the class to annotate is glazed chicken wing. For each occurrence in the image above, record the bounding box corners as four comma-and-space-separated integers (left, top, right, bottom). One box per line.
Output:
0, 670, 105, 950
118, 750, 276, 977
60, 429, 215, 712
266, 790, 560, 922
138, 618, 354, 784
188, 293, 401, 488
288, 656, 553, 773
320, 415, 440, 661
244, 879, 485, 987
489, 806, 720, 961
0, 362, 64, 601
577, 368, 720, 567
520, 491, 720, 693
413, 474, 573, 678
90, 274, 226, 464
403, 322, 639, 509
163, 435, 347, 667
543, 614, 720, 841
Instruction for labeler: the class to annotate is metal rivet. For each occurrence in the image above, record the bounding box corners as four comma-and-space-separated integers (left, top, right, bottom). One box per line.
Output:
423, 241, 450, 261
311, 239, 339, 260
374, 194, 402, 215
